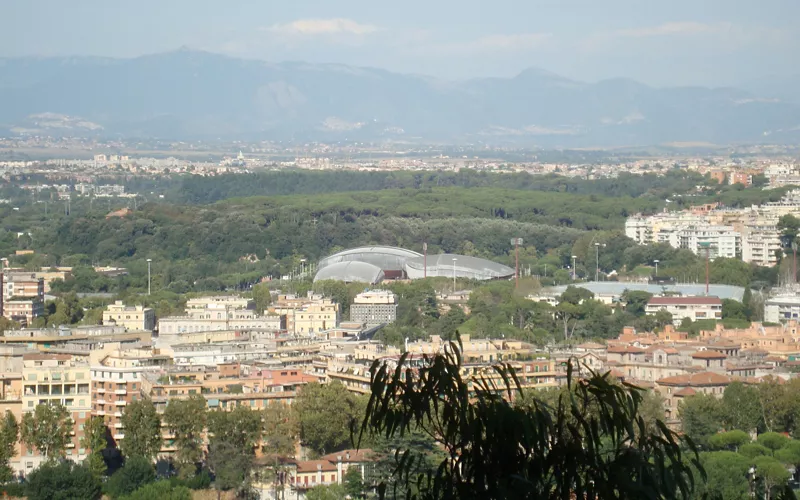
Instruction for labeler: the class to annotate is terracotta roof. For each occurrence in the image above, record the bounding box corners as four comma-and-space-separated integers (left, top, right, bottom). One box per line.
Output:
577, 342, 605, 349
607, 346, 645, 354
648, 296, 722, 306
294, 460, 337, 473
673, 387, 697, 397
657, 371, 731, 386
22, 353, 71, 361
691, 350, 727, 359
320, 449, 374, 463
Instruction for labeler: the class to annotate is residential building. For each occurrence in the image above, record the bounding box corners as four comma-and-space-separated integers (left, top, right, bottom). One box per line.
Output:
20, 354, 91, 470
271, 293, 340, 336
350, 290, 398, 326
3, 299, 44, 326
90, 345, 169, 441
103, 301, 156, 331
645, 296, 723, 325
764, 293, 800, 323
2, 273, 44, 303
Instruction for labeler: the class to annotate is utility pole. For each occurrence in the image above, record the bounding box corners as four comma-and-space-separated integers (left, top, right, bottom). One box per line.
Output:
595, 242, 606, 282
571, 255, 577, 281
423, 242, 427, 279
511, 238, 523, 288
147, 258, 152, 295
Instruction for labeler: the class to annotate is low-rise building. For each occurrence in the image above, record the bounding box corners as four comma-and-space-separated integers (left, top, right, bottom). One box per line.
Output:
646, 296, 722, 325
102, 301, 155, 331
3, 298, 44, 326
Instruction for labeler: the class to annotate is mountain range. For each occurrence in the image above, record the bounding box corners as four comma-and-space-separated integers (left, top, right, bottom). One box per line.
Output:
0, 48, 798, 147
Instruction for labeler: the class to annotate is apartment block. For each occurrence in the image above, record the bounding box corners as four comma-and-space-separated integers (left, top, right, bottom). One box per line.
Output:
350, 290, 398, 326
645, 296, 723, 325
21, 354, 91, 470
2, 273, 44, 302
3, 299, 44, 326
103, 301, 156, 331
271, 293, 340, 336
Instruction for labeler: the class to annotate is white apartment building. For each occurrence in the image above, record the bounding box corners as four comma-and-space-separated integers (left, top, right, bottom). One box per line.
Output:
742, 225, 782, 267
669, 225, 740, 259
350, 290, 398, 326
764, 294, 800, 323
646, 296, 723, 325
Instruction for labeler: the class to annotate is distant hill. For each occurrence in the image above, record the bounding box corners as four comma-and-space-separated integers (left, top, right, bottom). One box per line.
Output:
0, 49, 799, 146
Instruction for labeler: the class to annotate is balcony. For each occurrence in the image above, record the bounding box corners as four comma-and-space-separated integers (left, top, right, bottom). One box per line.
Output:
95, 388, 106, 394
114, 389, 127, 395
114, 400, 126, 406
114, 423, 123, 429
95, 410, 106, 416
96, 399, 106, 405
114, 412, 122, 418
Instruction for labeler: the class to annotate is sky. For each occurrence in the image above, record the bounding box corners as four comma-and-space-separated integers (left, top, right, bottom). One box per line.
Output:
0, 0, 796, 87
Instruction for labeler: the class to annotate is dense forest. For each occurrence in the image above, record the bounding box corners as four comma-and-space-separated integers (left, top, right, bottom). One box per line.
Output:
0, 169, 787, 296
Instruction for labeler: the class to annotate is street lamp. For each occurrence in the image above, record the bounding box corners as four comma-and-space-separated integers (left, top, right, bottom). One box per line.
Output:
452, 257, 458, 292
653, 259, 660, 280
594, 243, 606, 282
571, 255, 577, 281
146, 259, 152, 296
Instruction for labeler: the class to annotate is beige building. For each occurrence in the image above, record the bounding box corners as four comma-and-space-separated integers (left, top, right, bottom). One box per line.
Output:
103, 301, 156, 331
350, 290, 398, 326
3, 299, 44, 326
2, 272, 44, 302
90, 344, 169, 441
271, 293, 340, 336
21, 354, 91, 470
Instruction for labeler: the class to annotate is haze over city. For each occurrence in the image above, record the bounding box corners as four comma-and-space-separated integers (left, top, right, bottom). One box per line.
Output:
2, 2, 800, 500
2, 0, 798, 86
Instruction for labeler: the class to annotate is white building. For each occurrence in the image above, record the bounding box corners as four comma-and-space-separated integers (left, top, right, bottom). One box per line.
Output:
646, 296, 723, 325
670, 224, 740, 259
350, 290, 398, 326
764, 293, 800, 323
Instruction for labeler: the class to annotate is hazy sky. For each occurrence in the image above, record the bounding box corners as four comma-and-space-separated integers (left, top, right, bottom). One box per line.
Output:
1, 0, 795, 86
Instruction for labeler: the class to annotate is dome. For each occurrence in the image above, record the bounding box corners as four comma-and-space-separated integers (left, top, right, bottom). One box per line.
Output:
318, 246, 422, 272
404, 254, 514, 281
313, 261, 385, 284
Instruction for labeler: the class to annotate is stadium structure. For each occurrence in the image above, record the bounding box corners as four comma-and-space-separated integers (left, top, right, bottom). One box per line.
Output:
404, 253, 515, 280
313, 246, 514, 283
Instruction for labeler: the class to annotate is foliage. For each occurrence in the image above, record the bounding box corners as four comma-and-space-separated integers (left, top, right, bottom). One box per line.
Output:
119, 398, 162, 461
359, 344, 703, 499
679, 393, 723, 447
0, 411, 18, 483
25, 460, 102, 500
752, 456, 792, 499
721, 382, 763, 433
293, 382, 360, 456
20, 403, 73, 460
758, 432, 790, 451
693, 451, 751, 500
104, 456, 156, 499
708, 430, 751, 452
738, 443, 771, 459
207, 405, 263, 492
162, 395, 207, 477
81, 415, 109, 477
305, 483, 347, 500
120, 480, 192, 500
344, 467, 365, 498
262, 403, 296, 457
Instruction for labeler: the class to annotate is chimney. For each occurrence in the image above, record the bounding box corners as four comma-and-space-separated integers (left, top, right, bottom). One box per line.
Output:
337, 456, 343, 484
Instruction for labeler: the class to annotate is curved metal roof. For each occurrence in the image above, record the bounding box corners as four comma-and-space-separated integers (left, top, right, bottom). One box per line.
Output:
405, 254, 515, 281
318, 246, 422, 272
313, 261, 385, 284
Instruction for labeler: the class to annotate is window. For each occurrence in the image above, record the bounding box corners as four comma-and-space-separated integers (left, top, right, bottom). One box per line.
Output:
79, 412, 85, 419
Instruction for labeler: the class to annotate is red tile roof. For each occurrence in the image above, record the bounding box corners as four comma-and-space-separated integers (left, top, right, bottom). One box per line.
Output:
294, 460, 337, 473
657, 371, 731, 386
673, 387, 697, 397
320, 449, 374, 463
648, 296, 722, 306
691, 350, 727, 359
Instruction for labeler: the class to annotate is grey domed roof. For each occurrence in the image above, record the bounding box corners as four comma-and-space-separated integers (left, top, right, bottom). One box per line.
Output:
318, 246, 422, 272
405, 254, 514, 280
313, 261, 385, 284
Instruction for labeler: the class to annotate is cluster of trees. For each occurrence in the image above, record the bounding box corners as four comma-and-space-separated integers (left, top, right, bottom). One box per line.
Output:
678, 380, 800, 499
